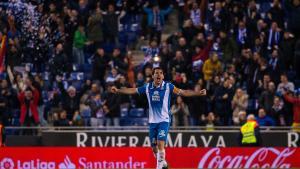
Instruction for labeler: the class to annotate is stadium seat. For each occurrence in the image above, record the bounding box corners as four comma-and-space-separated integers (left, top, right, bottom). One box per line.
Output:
70, 72, 85, 81
0, 73, 7, 80
130, 23, 139, 32
85, 73, 92, 80
72, 80, 83, 90
103, 43, 115, 53
127, 32, 137, 44
247, 99, 258, 114
131, 118, 148, 126
120, 117, 131, 126
42, 72, 50, 81
42, 91, 48, 99
11, 118, 20, 126
120, 108, 128, 117
295, 80, 300, 88
43, 80, 52, 91
129, 108, 145, 117
72, 64, 83, 72
81, 109, 91, 118
83, 64, 92, 73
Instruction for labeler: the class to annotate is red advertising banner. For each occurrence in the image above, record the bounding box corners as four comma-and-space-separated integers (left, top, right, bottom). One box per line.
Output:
0, 147, 299, 168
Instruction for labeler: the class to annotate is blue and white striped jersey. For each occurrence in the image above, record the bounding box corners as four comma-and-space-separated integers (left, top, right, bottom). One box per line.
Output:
137, 81, 177, 123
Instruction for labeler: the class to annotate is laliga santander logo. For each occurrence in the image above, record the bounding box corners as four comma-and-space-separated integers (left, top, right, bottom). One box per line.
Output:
0, 158, 14, 169
0, 156, 76, 169
198, 148, 296, 169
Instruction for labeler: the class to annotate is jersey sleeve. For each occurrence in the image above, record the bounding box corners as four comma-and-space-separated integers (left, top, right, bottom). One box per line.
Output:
136, 84, 147, 95
169, 83, 181, 95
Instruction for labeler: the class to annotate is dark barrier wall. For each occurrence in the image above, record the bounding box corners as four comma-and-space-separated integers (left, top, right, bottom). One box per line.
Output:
6, 136, 41, 146
40, 131, 300, 147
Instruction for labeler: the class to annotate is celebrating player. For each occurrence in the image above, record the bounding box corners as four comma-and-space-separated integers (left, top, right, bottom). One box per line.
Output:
111, 67, 206, 169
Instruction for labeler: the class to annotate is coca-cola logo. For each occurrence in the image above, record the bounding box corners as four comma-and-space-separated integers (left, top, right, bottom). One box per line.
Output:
198, 148, 296, 169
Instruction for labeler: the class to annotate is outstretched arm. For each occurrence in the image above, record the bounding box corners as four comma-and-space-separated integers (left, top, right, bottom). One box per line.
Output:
111, 86, 137, 95
173, 87, 207, 97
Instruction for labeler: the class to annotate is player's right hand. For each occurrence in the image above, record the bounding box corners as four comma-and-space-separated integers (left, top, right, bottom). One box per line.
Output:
111, 86, 118, 94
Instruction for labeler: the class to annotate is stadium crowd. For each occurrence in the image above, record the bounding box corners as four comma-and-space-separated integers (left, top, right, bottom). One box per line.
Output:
0, 0, 299, 131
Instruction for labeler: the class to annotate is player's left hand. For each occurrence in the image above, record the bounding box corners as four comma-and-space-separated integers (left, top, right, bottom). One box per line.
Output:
199, 89, 206, 96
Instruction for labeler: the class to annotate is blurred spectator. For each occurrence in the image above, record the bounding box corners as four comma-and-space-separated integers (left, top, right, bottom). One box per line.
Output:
200, 112, 221, 131
259, 82, 276, 113
0, 80, 9, 126
0, 79, 18, 120
235, 111, 247, 126
109, 48, 128, 75
72, 110, 83, 126
136, 72, 145, 87
92, 48, 108, 88
191, 35, 213, 80
170, 50, 187, 74
209, 75, 221, 96
86, 93, 105, 127
87, 7, 103, 48
202, 52, 221, 89
53, 109, 71, 126
218, 30, 238, 64
209, 1, 228, 34
102, 4, 124, 45
189, 83, 207, 126
171, 96, 190, 127
256, 74, 271, 96
257, 108, 275, 126
266, 22, 282, 51
106, 68, 121, 83
267, 0, 285, 28
176, 37, 191, 60
189, 2, 202, 27
116, 75, 131, 106
144, 40, 159, 58
235, 21, 249, 47
213, 78, 234, 125
125, 51, 135, 87
283, 89, 300, 130
174, 73, 192, 90
57, 78, 89, 121
143, 2, 172, 43
268, 49, 283, 84
232, 88, 248, 125
49, 43, 68, 77
33, 75, 47, 126
18, 83, 40, 134
277, 73, 295, 95
6, 44, 21, 69
182, 19, 197, 44
279, 31, 296, 70
284, 0, 300, 38
73, 25, 88, 65
103, 84, 121, 126
270, 96, 286, 126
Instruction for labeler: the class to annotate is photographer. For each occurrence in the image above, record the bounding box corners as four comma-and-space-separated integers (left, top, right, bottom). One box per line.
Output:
283, 88, 300, 131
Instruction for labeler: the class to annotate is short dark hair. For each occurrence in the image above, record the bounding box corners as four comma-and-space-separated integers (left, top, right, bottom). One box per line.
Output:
280, 72, 287, 77
152, 67, 163, 75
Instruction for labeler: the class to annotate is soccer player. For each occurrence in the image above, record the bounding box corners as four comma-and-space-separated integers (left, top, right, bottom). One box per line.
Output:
111, 67, 206, 169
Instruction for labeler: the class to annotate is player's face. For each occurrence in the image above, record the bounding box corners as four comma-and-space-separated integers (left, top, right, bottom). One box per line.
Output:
153, 69, 164, 85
